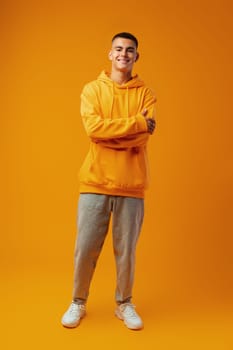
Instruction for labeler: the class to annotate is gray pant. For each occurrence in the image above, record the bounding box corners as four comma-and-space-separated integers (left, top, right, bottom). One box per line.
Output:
72, 193, 144, 304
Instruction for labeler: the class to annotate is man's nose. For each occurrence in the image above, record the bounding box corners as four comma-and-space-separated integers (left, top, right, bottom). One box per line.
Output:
120, 50, 127, 56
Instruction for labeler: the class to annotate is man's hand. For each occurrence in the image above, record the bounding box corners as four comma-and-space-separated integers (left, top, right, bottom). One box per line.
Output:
141, 109, 156, 134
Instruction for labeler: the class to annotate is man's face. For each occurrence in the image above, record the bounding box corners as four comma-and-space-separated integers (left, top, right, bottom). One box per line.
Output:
109, 37, 138, 73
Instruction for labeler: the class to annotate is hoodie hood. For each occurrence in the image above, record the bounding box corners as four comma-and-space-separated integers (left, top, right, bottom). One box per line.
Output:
97, 70, 145, 89
97, 70, 145, 118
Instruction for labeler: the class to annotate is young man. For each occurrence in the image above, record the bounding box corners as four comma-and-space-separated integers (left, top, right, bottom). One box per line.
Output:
61, 32, 156, 330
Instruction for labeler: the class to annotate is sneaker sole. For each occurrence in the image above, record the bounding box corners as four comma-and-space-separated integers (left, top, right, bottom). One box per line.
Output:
61, 312, 86, 328
115, 310, 143, 330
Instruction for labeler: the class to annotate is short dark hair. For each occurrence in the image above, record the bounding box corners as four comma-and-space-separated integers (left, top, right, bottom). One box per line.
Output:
112, 32, 138, 49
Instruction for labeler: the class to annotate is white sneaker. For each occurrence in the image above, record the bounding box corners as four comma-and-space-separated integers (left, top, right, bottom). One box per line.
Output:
61, 302, 86, 328
115, 303, 143, 330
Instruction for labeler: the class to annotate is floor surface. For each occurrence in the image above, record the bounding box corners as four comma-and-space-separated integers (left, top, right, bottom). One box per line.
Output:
3, 267, 233, 350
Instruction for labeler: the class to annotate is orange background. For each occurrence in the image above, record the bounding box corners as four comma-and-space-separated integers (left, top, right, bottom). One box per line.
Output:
2, 0, 233, 349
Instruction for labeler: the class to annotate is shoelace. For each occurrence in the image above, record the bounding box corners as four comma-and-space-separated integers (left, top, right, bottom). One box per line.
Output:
121, 304, 138, 318
70, 303, 85, 314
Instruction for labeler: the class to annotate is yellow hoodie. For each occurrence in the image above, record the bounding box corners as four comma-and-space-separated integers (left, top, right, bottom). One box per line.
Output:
79, 70, 156, 198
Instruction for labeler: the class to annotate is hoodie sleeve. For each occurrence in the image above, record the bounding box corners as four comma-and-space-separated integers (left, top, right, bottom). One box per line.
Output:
91, 132, 149, 149
80, 85, 148, 140
142, 87, 157, 119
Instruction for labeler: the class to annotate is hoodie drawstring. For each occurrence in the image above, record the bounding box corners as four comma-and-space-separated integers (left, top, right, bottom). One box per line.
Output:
126, 87, 129, 118
110, 83, 114, 119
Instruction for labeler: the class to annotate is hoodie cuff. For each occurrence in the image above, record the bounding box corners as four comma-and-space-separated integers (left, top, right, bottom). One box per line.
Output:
136, 114, 148, 133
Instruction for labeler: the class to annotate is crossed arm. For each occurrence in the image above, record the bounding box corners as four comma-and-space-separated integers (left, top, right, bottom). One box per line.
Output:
80, 87, 156, 149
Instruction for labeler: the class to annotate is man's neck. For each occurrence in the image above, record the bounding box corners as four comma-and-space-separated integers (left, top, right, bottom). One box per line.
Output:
110, 70, 132, 85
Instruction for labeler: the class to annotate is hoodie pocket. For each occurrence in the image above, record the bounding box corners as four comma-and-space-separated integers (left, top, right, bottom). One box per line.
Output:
79, 145, 109, 186
79, 144, 148, 190
116, 147, 149, 189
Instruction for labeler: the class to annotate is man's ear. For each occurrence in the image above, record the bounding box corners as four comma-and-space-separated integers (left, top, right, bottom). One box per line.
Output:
108, 50, 113, 61
135, 52, 139, 62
